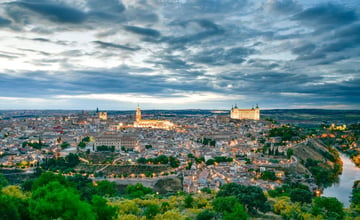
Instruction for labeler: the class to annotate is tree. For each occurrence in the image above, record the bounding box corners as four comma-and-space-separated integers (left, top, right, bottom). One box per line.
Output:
144, 204, 160, 219
206, 159, 215, 166
0, 194, 21, 220
95, 180, 117, 197
184, 194, 194, 208
67, 174, 96, 201
32, 172, 68, 191
116, 200, 140, 215
158, 210, 184, 220
21, 179, 34, 192
196, 209, 216, 220
126, 183, 153, 198
155, 155, 168, 164
137, 157, 147, 164
213, 196, 248, 220
60, 142, 70, 149
290, 188, 312, 204
65, 153, 80, 167
260, 170, 278, 181
217, 183, 270, 215
91, 195, 117, 220
0, 186, 29, 220
78, 141, 86, 148
287, 148, 294, 159
160, 201, 171, 212
0, 173, 9, 189
145, 144, 152, 149
223, 203, 248, 220
169, 156, 180, 168
213, 196, 238, 213
29, 181, 95, 220
82, 136, 91, 143
201, 187, 212, 194
312, 197, 344, 220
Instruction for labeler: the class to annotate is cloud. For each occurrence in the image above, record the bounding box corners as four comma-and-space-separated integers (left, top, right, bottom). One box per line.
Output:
93, 41, 141, 51
124, 25, 161, 38
13, 1, 87, 23
0, 16, 11, 27
55, 92, 244, 104
0, 0, 359, 110
193, 47, 255, 66
293, 3, 357, 29
263, 0, 301, 14
87, 0, 125, 14
86, 0, 126, 22
167, 19, 225, 45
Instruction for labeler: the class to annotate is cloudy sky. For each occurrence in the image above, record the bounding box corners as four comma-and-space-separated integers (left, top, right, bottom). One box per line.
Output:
0, 0, 359, 110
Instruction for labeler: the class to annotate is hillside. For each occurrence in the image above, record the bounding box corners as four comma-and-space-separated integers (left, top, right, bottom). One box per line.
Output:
292, 138, 342, 187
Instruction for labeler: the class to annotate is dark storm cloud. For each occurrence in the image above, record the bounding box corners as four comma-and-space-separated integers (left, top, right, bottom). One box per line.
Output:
1, 0, 359, 109
0, 64, 214, 99
246, 59, 280, 69
19, 48, 51, 56
71, 70, 212, 94
320, 23, 360, 53
124, 7, 159, 24
31, 38, 51, 42
124, 25, 161, 38
149, 55, 194, 70
86, 0, 126, 22
93, 41, 141, 51
193, 47, 255, 66
298, 77, 360, 103
293, 22, 360, 64
293, 3, 357, 29
159, 0, 249, 14
0, 54, 18, 59
292, 43, 316, 55
167, 19, 225, 45
11, 1, 87, 23
0, 16, 11, 27
87, 0, 125, 14
0, 72, 62, 97
217, 71, 324, 95
263, 0, 301, 14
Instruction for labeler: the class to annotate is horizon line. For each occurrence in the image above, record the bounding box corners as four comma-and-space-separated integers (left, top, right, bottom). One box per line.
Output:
0, 108, 359, 111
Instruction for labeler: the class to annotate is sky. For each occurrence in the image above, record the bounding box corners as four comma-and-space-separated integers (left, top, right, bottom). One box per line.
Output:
0, 0, 359, 110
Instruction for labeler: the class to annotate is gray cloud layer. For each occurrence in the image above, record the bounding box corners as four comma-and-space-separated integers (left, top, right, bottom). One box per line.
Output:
0, 0, 359, 109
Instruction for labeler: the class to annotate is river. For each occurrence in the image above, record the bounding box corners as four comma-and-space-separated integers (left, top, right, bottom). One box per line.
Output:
322, 152, 360, 207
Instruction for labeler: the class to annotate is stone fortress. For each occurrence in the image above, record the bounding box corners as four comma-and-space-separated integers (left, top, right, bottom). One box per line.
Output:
230, 104, 260, 120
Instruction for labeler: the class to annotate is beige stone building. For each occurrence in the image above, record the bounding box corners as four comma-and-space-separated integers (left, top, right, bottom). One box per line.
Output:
133, 105, 175, 130
94, 132, 137, 150
230, 105, 260, 120
98, 112, 107, 120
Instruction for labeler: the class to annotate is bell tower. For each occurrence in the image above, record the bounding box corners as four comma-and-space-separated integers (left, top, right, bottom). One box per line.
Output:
136, 104, 141, 122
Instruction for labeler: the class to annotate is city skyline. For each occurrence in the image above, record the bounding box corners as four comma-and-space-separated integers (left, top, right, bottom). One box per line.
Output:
0, 0, 359, 110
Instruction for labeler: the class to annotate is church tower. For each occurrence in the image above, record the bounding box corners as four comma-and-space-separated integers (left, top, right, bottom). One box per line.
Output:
136, 104, 141, 122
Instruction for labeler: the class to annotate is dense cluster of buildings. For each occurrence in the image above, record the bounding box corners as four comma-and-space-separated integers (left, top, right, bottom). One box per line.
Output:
0, 105, 306, 192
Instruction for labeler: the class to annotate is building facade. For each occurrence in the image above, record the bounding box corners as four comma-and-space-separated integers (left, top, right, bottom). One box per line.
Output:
230, 105, 260, 120
133, 105, 175, 130
94, 132, 137, 150
98, 112, 107, 120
